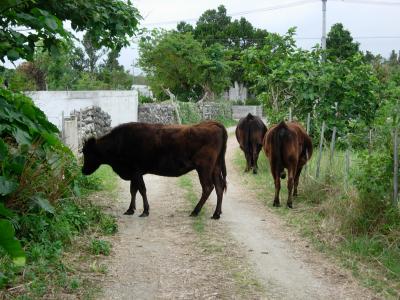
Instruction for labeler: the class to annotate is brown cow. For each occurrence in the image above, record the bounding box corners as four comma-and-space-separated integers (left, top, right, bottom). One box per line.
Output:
82, 121, 227, 219
235, 113, 267, 174
263, 121, 312, 208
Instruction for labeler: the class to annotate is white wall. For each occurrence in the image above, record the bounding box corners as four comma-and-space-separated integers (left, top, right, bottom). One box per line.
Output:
26, 90, 138, 129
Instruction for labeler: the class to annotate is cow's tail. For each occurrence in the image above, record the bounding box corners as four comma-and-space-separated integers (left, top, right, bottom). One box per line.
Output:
273, 121, 288, 179
215, 123, 228, 192
303, 134, 313, 161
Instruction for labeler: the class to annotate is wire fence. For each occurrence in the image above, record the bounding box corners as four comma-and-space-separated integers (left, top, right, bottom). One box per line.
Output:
282, 108, 399, 206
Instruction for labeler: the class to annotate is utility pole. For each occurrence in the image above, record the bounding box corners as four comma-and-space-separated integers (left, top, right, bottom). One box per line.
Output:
321, 0, 327, 50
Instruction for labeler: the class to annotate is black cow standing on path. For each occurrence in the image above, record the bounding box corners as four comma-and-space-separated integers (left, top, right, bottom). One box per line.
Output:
82, 121, 227, 219
235, 113, 267, 174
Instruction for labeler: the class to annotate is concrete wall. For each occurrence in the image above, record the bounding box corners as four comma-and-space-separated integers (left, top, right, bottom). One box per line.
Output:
62, 116, 78, 155
27, 90, 138, 129
232, 105, 263, 120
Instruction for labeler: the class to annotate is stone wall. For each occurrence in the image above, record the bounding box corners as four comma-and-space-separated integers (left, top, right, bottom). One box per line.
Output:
138, 101, 233, 124
232, 105, 263, 120
197, 102, 232, 120
68, 106, 112, 152
138, 102, 179, 124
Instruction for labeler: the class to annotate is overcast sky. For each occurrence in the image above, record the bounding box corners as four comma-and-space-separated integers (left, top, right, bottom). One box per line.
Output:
121, 0, 400, 74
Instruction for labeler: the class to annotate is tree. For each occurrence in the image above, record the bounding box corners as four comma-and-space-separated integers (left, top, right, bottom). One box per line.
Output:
82, 33, 105, 74
139, 30, 205, 101
0, 0, 141, 62
326, 23, 360, 61
139, 30, 231, 101
242, 28, 380, 136
194, 5, 232, 48
187, 5, 268, 84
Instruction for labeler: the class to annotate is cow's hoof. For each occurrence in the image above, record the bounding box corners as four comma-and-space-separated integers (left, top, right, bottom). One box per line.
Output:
253, 169, 258, 174
273, 202, 281, 207
124, 209, 134, 215
190, 211, 199, 217
287, 203, 293, 209
211, 213, 220, 220
139, 211, 149, 217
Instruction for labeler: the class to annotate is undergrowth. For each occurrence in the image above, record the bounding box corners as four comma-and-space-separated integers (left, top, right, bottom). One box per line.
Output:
234, 148, 400, 298
0, 166, 118, 299
0, 88, 118, 299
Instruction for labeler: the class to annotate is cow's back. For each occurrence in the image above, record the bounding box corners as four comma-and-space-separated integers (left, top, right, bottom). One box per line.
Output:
101, 121, 226, 177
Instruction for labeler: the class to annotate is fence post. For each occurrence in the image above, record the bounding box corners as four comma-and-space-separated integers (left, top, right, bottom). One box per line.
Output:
316, 121, 325, 178
345, 149, 350, 182
289, 107, 292, 122
61, 111, 65, 142
304, 113, 311, 172
394, 126, 399, 206
329, 127, 337, 167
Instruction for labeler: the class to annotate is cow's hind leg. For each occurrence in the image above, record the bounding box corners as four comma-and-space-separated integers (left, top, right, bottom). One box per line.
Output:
287, 166, 296, 208
124, 180, 138, 215
211, 167, 224, 219
136, 175, 150, 217
244, 151, 251, 172
293, 166, 303, 197
190, 169, 214, 217
273, 173, 281, 207
252, 144, 261, 174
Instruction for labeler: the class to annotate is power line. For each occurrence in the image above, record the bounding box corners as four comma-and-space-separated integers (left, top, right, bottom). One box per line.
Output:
330, 0, 400, 5
143, 0, 318, 27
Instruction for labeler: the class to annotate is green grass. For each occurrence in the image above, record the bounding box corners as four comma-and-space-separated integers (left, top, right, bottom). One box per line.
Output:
90, 239, 111, 256
234, 148, 400, 298
178, 175, 205, 233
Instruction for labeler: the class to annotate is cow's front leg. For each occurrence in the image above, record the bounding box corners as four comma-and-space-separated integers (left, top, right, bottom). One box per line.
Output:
136, 175, 150, 217
124, 180, 138, 215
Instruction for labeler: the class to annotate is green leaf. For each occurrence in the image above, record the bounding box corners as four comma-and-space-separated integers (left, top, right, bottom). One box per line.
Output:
11, 127, 31, 145
6, 49, 19, 61
0, 219, 26, 267
32, 195, 55, 214
45, 17, 58, 30
0, 176, 18, 196
0, 203, 14, 218
0, 138, 8, 160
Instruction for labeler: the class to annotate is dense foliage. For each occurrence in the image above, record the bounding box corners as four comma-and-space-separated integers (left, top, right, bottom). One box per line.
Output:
242, 28, 380, 140
139, 5, 268, 102
0, 88, 117, 295
0, 0, 140, 62
0, 37, 134, 91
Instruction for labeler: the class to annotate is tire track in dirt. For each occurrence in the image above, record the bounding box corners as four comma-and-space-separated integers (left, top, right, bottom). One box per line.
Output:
99, 128, 376, 300
201, 130, 377, 299
99, 173, 263, 299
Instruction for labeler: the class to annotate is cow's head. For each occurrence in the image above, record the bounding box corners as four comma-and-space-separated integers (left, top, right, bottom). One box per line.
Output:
82, 137, 101, 175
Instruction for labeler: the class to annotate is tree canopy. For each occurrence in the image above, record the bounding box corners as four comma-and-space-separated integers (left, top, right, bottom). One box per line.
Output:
0, 0, 141, 62
326, 23, 360, 61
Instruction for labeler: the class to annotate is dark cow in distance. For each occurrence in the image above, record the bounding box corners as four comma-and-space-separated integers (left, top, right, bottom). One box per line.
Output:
263, 121, 312, 208
235, 113, 267, 174
82, 121, 227, 219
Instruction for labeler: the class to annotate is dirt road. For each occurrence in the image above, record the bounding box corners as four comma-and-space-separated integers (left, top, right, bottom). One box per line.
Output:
99, 131, 375, 299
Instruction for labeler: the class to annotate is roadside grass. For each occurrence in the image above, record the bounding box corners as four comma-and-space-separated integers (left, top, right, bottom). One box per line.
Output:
178, 173, 265, 297
0, 165, 119, 299
178, 175, 205, 233
234, 148, 400, 298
